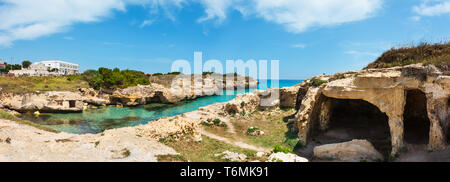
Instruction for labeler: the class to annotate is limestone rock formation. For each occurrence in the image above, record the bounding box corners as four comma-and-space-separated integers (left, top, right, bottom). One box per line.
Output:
214, 151, 247, 162
135, 117, 201, 142
313, 139, 384, 162
267, 152, 308, 162
294, 64, 449, 155
0, 91, 85, 112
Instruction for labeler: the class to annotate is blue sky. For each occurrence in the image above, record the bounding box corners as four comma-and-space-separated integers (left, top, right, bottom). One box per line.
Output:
1, 0, 450, 79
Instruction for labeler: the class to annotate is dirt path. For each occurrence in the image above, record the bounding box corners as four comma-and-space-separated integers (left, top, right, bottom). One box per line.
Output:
201, 129, 271, 152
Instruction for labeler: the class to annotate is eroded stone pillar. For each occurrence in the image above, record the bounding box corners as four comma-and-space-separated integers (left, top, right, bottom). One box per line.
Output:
426, 97, 447, 150
296, 87, 322, 145
382, 88, 406, 155
387, 113, 405, 155
319, 98, 333, 131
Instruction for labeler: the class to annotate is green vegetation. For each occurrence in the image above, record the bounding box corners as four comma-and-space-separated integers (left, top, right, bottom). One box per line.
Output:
0, 110, 60, 133
81, 67, 150, 90
160, 134, 256, 162
231, 108, 300, 151
0, 76, 89, 93
156, 154, 188, 162
364, 42, 450, 71
246, 126, 261, 134
0, 61, 21, 73
22, 60, 31, 69
272, 144, 293, 154
200, 119, 227, 128
308, 78, 328, 87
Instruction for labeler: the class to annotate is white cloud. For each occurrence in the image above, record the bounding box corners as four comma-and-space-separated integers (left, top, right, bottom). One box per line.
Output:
413, 0, 450, 16
291, 43, 307, 49
0, 0, 128, 46
196, 0, 237, 23
249, 0, 383, 33
0, 0, 383, 46
344, 50, 380, 57
140, 19, 155, 28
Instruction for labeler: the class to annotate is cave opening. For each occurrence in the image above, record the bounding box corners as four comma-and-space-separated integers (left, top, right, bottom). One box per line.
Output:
403, 90, 430, 145
69, 100, 76, 108
312, 98, 392, 157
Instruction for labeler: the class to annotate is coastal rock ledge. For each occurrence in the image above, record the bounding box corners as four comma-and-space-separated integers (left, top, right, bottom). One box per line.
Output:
294, 64, 449, 155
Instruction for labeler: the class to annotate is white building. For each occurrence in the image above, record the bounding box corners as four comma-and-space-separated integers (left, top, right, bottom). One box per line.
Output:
9, 60, 79, 76
36, 60, 79, 75
0, 60, 5, 69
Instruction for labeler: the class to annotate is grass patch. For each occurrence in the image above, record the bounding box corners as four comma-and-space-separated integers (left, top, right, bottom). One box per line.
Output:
231, 109, 297, 149
308, 78, 328, 87
364, 42, 450, 71
0, 110, 60, 133
160, 134, 256, 162
0, 76, 89, 93
156, 154, 188, 162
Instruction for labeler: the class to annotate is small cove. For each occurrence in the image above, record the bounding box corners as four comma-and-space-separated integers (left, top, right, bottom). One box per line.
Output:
19, 80, 302, 134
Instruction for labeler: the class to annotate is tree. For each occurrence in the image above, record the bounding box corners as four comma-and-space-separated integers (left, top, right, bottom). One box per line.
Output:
22, 60, 32, 69
81, 68, 149, 90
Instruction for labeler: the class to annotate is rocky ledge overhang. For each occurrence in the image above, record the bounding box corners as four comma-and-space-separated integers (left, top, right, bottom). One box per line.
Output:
294, 64, 449, 155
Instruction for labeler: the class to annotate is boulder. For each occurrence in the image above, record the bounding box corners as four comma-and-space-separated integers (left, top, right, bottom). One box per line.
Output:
279, 86, 300, 108
214, 151, 247, 162
223, 93, 260, 115
313, 139, 384, 162
267, 152, 308, 162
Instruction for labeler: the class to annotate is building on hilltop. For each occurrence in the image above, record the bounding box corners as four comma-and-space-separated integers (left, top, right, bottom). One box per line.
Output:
9, 60, 79, 76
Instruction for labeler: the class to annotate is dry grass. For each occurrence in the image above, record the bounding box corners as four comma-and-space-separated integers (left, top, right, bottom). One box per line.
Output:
159, 134, 257, 162
364, 43, 450, 71
156, 154, 188, 162
0, 76, 89, 93
0, 110, 60, 133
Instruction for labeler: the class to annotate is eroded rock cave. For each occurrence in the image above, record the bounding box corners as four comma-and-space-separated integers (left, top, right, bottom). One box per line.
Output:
403, 90, 430, 145
313, 98, 392, 156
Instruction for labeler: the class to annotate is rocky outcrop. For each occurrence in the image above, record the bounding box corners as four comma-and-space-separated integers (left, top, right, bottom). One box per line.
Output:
279, 86, 301, 108
313, 139, 384, 162
136, 117, 201, 142
0, 74, 258, 112
294, 64, 450, 155
214, 151, 247, 162
0, 119, 177, 162
0, 91, 85, 113
224, 92, 260, 114
267, 152, 308, 162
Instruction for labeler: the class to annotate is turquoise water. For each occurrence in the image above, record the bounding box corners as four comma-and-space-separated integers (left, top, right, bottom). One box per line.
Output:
20, 80, 302, 134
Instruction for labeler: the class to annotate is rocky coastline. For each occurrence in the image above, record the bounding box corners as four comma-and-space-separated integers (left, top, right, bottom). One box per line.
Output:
0, 74, 258, 113
0, 64, 448, 162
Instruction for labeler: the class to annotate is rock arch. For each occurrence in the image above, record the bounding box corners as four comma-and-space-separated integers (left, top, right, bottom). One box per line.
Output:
315, 97, 392, 156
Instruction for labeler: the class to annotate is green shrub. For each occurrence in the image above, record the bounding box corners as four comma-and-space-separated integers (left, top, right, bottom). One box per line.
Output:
308, 78, 328, 87
200, 121, 213, 126
152, 73, 163, 76
167, 72, 181, 75
81, 68, 150, 90
213, 119, 221, 125
272, 144, 293, 154
246, 126, 261, 134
